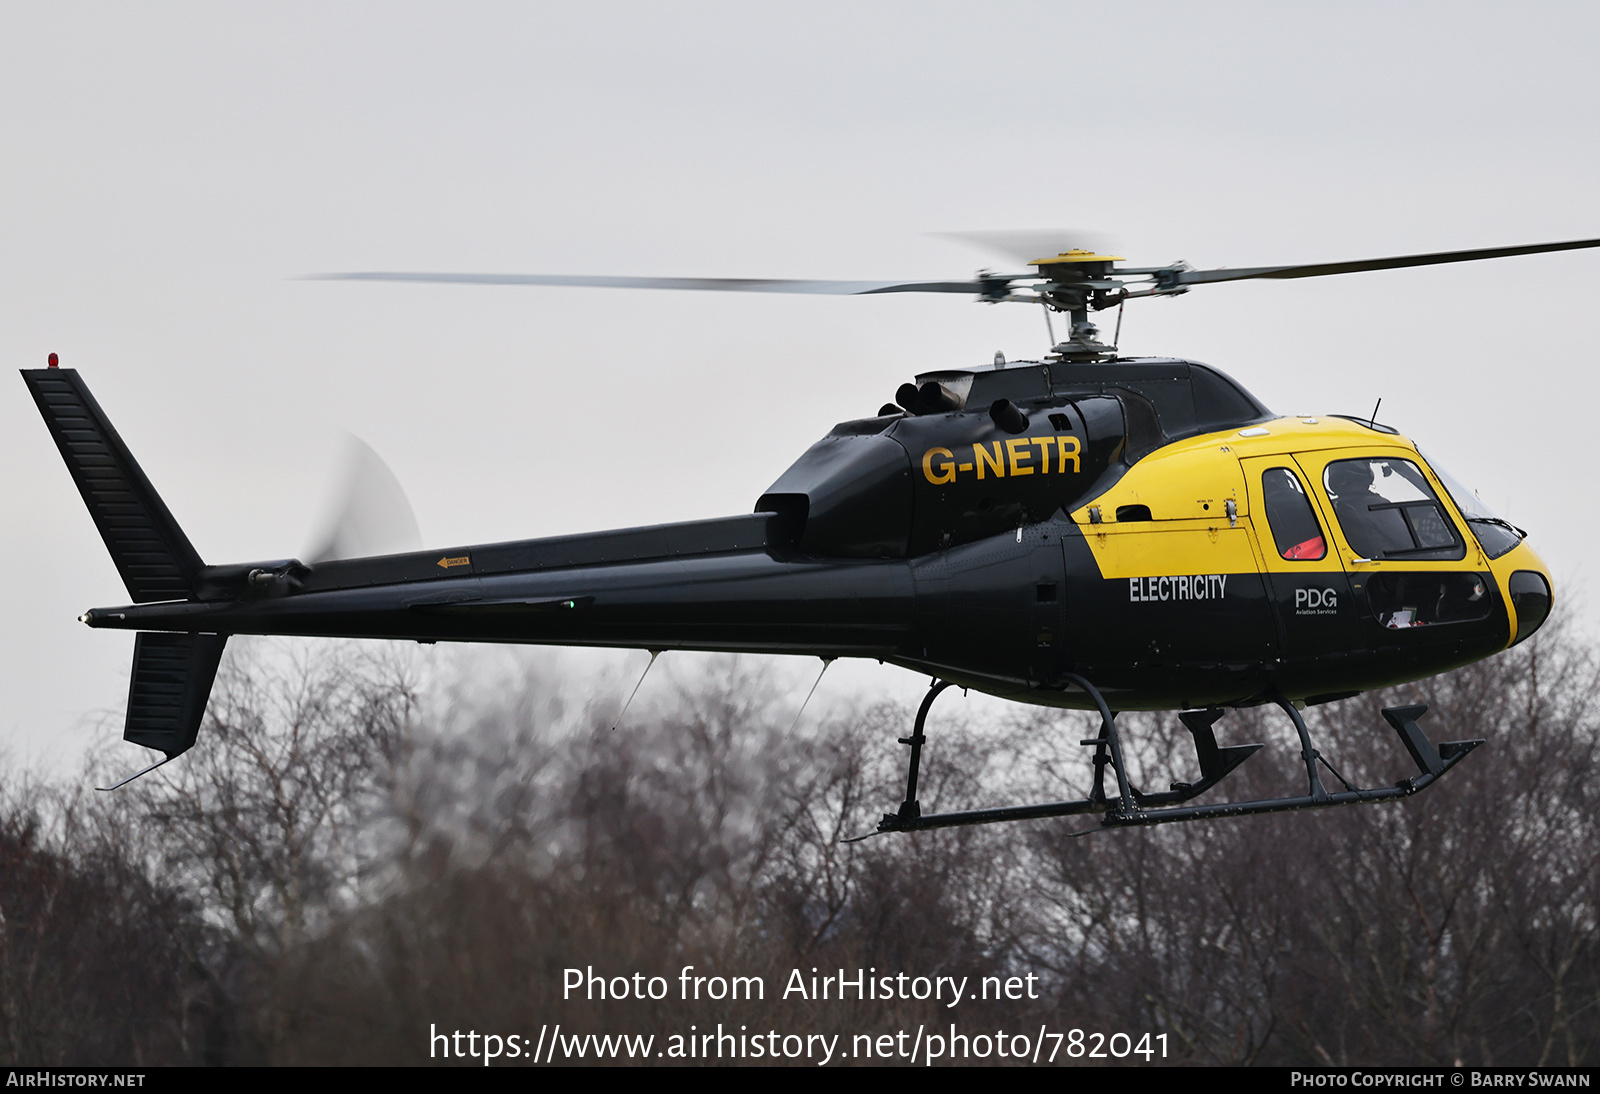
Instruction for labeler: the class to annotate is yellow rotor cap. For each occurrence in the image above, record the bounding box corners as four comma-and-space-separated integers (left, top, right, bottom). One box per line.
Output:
1030, 248, 1126, 265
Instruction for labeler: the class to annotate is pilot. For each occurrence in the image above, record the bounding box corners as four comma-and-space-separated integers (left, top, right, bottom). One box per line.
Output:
1324, 460, 1408, 559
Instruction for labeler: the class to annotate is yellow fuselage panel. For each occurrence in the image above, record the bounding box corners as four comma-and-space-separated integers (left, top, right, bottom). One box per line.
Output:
1082, 523, 1262, 580
1070, 417, 1426, 527
1073, 435, 1248, 522
1071, 416, 1437, 581
1069, 415, 1553, 653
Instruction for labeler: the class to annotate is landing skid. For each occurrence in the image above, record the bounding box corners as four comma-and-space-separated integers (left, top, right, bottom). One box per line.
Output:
851, 675, 1482, 840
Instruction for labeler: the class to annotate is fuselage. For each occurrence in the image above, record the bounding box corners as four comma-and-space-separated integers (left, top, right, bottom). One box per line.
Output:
81, 357, 1554, 712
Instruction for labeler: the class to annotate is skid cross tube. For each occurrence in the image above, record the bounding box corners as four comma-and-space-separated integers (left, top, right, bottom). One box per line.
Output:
872, 674, 1134, 835
889, 679, 956, 824
857, 681, 1483, 837
1064, 672, 1135, 818
1275, 692, 1330, 802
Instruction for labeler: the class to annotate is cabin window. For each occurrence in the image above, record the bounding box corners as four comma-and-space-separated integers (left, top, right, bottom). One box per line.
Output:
1366, 572, 1491, 629
1261, 468, 1326, 560
1322, 458, 1465, 561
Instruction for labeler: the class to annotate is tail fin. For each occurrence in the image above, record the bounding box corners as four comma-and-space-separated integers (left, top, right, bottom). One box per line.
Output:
22, 367, 204, 602
24, 366, 222, 774
125, 632, 227, 758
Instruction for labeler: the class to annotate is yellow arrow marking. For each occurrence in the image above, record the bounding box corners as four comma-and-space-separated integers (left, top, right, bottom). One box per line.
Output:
437, 555, 470, 570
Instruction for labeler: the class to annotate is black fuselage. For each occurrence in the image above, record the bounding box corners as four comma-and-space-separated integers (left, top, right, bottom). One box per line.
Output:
54, 357, 1545, 713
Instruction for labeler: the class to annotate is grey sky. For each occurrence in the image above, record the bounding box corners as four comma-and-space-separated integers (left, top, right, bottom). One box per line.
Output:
5, 2, 1598, 770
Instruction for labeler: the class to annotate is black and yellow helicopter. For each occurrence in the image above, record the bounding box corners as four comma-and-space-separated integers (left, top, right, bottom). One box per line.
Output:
24, 237, 1586, 834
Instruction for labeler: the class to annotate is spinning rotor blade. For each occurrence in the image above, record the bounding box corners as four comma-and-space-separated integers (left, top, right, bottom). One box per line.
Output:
313, 271, 993, 295
311, 234, 1600, 317
1174, 236, 1600, 286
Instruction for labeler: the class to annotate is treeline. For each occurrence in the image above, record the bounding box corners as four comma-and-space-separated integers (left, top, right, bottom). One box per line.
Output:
1, 630, 1597, 1066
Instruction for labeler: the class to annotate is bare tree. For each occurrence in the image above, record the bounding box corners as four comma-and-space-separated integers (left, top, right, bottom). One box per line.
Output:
8, 624, 1599, 1066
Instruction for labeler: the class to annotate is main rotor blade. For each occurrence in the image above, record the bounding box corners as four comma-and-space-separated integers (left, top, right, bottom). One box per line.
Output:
1175, 237, 1600, 286
311, 271, 992, 295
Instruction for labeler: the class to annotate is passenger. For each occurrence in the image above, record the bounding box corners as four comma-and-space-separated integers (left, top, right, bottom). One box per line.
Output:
1324, 461, 1410, 559
1261, 469, 1325, 560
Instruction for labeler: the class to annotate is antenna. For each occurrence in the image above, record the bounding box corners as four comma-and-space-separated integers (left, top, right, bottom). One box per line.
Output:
612, 649, 661, 731
786, 657, 834, 738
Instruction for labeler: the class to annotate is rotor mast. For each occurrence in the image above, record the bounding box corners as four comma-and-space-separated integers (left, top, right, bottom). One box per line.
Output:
1027, 249, 1135, 362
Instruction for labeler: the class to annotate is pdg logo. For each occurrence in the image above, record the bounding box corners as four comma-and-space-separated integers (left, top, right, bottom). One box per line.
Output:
1296, 588, 1338, 609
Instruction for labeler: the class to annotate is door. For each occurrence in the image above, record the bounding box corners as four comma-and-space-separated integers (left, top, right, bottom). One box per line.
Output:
1240, 455, 1362, 686
1292, 447, 1504, 680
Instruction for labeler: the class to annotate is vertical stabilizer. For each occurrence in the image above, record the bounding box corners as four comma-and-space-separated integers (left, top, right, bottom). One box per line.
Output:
22, 367, 204, 602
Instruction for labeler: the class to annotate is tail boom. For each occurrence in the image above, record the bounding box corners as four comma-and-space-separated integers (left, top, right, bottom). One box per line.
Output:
82, 550, 915, 658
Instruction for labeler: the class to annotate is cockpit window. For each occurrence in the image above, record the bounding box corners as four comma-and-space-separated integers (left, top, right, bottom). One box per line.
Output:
1261, 468, 1326, 560
1322, 458, 1465, 561
1419, 451, 1526, 560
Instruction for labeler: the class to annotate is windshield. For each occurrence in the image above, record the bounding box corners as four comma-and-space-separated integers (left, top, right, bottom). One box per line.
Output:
1419, 450, 1524, 560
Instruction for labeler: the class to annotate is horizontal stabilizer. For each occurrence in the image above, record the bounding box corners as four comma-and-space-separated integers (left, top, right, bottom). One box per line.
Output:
125, 632, 227, 758
22, 368, 204, 602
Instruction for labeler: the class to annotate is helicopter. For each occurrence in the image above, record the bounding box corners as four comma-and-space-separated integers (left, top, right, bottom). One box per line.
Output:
22, 236, 1585, 835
